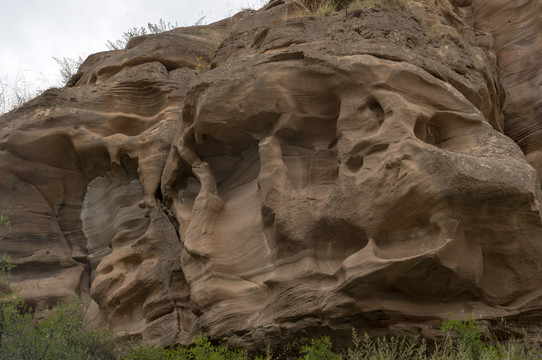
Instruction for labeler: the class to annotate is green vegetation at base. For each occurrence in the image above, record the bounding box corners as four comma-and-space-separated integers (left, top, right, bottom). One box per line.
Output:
299, 337, 341, 360
299, 320, 542, 360
0, 299, 540, 359
1, 216, 541, 359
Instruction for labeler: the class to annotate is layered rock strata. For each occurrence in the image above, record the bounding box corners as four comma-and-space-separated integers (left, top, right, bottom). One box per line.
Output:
1, 0, 542, 351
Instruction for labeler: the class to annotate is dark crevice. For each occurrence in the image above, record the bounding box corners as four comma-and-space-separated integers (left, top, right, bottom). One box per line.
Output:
155, 181, 181, 240
74, 256, 92, 297
160, 60, 180, 72
86, 262, 92, 293
73, 256, 92, 293
155, 185, 164, 203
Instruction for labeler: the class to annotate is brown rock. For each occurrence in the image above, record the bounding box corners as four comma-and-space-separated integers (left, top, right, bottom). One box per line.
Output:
1, 0, 542, 351
466, 0, 542, 178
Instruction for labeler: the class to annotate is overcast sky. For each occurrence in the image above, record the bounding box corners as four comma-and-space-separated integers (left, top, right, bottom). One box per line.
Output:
0, 0, 266, 90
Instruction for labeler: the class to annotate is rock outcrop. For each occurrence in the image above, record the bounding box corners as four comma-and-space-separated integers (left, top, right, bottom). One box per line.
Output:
1, 0, 542, 351
468, 0, 542, 176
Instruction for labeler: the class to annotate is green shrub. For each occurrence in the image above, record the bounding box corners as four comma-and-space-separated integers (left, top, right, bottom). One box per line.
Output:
120, 343, 189, 360
0, 299, 44, 360
105, 19, 178, 50
188, 335, 248, 360
36, 297, 118, 360
0, 215, 34, 360
347, 329, 426, 360
299, 336, 341, 360
0, 214, 13, 290
440, 316, 486, 359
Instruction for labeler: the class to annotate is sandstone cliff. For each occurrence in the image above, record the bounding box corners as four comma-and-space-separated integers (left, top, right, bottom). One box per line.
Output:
1, 0, 542, 351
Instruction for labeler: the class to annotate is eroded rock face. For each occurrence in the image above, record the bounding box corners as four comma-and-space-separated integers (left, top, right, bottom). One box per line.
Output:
1, 0, 542, 351
468, 0, 542, 176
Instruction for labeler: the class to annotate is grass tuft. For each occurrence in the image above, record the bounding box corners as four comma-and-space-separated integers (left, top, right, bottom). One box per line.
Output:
348, 0, 408, 11
300, 0, 409, 17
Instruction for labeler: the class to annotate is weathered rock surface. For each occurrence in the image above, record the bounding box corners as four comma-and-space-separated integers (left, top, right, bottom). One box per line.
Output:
468, 0, 542, 177
1, 0, 542, 351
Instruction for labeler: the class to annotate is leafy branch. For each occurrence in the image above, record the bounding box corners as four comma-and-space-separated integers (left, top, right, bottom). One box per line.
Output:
105, 19, 178, 50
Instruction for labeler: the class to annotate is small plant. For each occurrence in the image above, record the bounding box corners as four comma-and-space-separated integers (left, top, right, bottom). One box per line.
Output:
428, 24, 462, 45
147, 18, 178, 34
53, 56, 84, 84
195, 56, 210, 72
0, 71, 46, 114
0, 214, 14, 293
301, 0, 341, 15
120, 342, 190, 360
301, 0, 408, 17
348, 0, 407, 11
299, 336, 341, 360
313, 1, 337, 16
0, 216, 46, 359
106, 19, 178, 50
188, 335, 248, 360
255, 344, 274, 360
347, 329, 427, 360
440, 315, 486, 359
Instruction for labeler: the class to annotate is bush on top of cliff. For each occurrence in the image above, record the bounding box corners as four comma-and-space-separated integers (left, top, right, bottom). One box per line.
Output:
348, 0, 407, 10
301, 0, 407, 14
105, 18, 178, 50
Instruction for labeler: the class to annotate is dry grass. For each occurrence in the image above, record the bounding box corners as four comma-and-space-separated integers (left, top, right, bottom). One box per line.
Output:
301, 0, 344, 12
347, 0, 408, 11
300, 0, 409, 17
301, 0, 342, 16
428, 24, 463, 45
